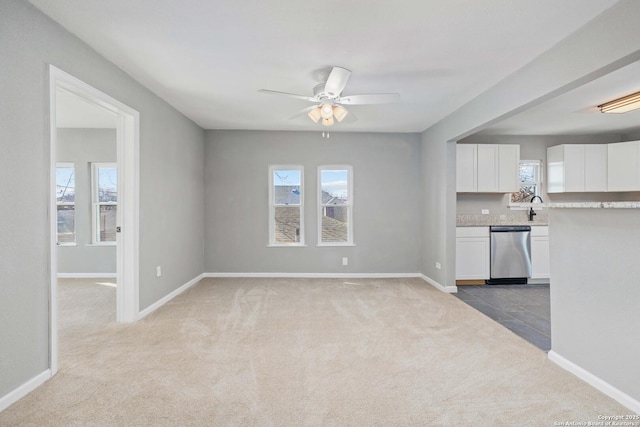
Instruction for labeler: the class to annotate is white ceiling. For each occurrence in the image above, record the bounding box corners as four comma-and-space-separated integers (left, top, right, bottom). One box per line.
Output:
477, 60, 640, 136
31, 0, 625, 133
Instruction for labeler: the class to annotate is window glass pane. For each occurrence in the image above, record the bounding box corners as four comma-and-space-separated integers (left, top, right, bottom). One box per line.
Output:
97, 167, 117, 203
274, 206, 301, 243
56, 167, 75, 203
519, 164, 535, 183
99, 205, 117, 242
321, 170, 349, 204
57, 205, 75, 243
321, 206, 349, 243
273, 169, 301, 205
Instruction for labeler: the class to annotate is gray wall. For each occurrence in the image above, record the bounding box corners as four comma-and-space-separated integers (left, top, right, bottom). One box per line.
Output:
57, 128, 117, 274
204, 130, 422, 274
456, 135, 639, 216
550, 208, 640, 402
0, 0, 205, 399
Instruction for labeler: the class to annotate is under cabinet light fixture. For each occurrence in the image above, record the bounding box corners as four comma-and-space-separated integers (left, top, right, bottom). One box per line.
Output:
598, 90, 640, 114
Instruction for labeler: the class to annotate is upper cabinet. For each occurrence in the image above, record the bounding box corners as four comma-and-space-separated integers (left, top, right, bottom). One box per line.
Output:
608, 141, 640, 192
547, 144, 607, 193
456, 144, 520, 193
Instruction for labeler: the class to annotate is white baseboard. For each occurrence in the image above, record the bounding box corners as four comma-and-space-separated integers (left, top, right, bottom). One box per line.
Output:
203, 272, 421, 279
57, 273, 117, 279
138, 273, 204, 320
548, 350, 640, 414
0, 370, 51, 413
420, 274, 458, 293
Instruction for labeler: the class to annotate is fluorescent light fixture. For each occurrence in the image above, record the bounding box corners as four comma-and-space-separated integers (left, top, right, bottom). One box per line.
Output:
598, 90, 640, 114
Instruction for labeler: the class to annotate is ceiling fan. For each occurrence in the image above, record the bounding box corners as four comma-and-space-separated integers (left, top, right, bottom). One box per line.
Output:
259, 66, 400, 127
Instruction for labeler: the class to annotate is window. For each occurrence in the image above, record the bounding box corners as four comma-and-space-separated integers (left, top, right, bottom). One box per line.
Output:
511, 160, 542, 204
318, 166, 353, 245
269, 166, 304, 246
92, 163, 117, 244
56, 163, 75, 244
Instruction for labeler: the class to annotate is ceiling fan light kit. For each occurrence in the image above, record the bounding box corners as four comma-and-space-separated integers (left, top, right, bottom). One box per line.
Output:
260, 66, 400, 127
598, 90, 640, 114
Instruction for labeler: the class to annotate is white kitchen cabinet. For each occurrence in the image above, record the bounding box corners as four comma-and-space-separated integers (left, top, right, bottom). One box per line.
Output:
530, 226, 550, 280
584, 144, 608, 192
456, 227, 490, 280
457, 144, 520, 193
456, 144, 477, 192
607, 141, 640, 191
547, 144, 607, 193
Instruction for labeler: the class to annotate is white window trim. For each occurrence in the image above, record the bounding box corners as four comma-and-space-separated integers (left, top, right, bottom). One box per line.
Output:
318, 165, 354, 247
509, 159, 543, 210
92, 162, 117, 245
268, 165, 305, 247
56, 162, 76, 246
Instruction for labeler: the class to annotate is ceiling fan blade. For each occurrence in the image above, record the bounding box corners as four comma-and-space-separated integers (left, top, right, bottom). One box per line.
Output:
258, 89, 316, 102
337, 93, 400, 105
324, 67, 351, 97
289, 105, 319, 120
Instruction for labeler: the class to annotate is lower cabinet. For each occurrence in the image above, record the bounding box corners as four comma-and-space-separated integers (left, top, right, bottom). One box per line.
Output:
530, 226, 550, 280
456, 225, 550, 281
456, 227, 490, 280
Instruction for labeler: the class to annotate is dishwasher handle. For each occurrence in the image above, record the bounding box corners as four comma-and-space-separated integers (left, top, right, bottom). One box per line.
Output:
490, 225, 531, 233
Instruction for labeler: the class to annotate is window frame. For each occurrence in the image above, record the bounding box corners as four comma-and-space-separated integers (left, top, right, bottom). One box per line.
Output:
509, 159, 543, 209
268, 165, 305, 247
317, 165, 354, 247
91, 162, 118, 245
56, 162, 76, 246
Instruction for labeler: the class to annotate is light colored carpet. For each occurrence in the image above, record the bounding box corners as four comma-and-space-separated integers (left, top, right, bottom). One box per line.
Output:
0, 277, 630, 426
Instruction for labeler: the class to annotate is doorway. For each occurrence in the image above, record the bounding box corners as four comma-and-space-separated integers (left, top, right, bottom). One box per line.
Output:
49, 65, 140, 375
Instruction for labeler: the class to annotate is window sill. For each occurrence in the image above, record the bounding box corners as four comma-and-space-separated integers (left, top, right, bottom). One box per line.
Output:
57, 243, 77, 247
509, 203, 544, 211
87, 242, 117, 247
317, 243, 356, 247
267, 244, 307, 248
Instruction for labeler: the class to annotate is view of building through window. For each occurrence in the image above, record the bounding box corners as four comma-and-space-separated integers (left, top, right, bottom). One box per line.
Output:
93, 164, 117, 243
56, 164, 75, 244
272, 168, 302, 244
511, 160, 541, 203
319, 168, 352, 244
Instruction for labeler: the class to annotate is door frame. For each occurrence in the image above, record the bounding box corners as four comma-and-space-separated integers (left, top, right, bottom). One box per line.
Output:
49, 65, 140, 374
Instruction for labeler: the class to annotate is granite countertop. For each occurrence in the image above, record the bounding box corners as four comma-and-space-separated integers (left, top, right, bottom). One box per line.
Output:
510, 201, 640, 209
457, 213, 548, 227
458, 202, 640, 226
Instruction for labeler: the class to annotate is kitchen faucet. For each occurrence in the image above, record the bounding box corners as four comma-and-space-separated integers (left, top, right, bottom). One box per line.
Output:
528, 195, 543, 221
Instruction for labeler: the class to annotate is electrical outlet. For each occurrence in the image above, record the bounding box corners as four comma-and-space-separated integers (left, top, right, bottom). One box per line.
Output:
156, 266, 162, 277
342, 257, 348, 266
435, 262, 441, 270
481, 209, 490, 215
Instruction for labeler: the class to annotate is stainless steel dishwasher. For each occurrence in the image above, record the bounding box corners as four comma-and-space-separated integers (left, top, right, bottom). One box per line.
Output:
487, 225, 532, 285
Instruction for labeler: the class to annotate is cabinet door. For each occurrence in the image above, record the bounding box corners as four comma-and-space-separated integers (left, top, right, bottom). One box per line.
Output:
584, 144, 607, 192
498, 144, 520, 193
563, 144, 585, 192
477, 144, 498, 192
531, 236, 550, 279
456, 144, 477, 192
608, 141, 640, 192
547, 145, 565, 193
456, 237, 490, 280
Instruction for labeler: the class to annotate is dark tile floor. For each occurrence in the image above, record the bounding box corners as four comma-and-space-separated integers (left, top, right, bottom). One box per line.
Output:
454, 284, 551, 352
